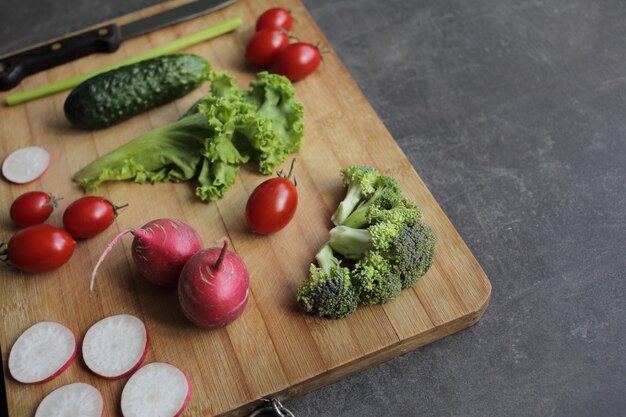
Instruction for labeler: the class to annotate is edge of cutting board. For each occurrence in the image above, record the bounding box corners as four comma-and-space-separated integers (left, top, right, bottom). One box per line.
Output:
220, 290, 491, 417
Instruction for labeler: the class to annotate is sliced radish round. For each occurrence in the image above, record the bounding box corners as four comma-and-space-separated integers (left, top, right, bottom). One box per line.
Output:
2, 146, 50, 184
35, 382, 104, 417
8, 321, 76, 384
82, 314, 148, 379
121, 362, 192, 417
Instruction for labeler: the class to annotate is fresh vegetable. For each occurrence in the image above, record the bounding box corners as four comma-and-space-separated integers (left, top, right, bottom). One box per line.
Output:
121, 362, 191, 417
3, 224, 76, 273
256, 7, 293, 32
272, 42, 321, 82
74, 71, 304, 202
35, 383, 104, 417
90, 218, 203, 290
82, 314, 148, 380
6, 17, 243, 106
10, 191, 61, 227
63, 196, 125, 239
8, 321, 76, 384
64, 54, 211, 129
330, 165, 379, 226
178, 238, 250, 328
296, 166, 436, 318
296, 244, 357, 319
2, 146, 50, 184
245, 28, 290, 68
246, 159, 298, 234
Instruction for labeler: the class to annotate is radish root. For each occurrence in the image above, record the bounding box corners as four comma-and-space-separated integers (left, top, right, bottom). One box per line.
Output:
213, 237, 229, 270
90, 228, 134, 293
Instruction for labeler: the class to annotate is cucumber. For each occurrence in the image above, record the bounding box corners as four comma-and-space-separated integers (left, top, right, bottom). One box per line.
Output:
64, 54, 210, 129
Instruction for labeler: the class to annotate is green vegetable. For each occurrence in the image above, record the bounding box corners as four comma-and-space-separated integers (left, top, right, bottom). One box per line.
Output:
296, 245, 357, 319
296, 165, 436, 318
5, 16, 242, 106
73, 71, 304, 202
64, 54, 211, 129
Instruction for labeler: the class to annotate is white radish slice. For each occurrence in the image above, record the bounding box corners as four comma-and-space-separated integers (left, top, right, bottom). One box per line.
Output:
121, 362, 192, 417
82, 314, 148, 379
35, 382, 104, 417
8, 321, 76, 384
2, 146, 50, 184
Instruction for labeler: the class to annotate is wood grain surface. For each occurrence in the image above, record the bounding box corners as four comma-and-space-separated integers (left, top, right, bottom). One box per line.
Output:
0, 1, 491, 416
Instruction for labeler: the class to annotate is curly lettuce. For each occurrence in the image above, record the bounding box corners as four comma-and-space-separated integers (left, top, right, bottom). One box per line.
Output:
73, 71, 304, 202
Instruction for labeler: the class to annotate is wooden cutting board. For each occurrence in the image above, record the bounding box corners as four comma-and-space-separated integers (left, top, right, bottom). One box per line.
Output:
0, 1, 491, 416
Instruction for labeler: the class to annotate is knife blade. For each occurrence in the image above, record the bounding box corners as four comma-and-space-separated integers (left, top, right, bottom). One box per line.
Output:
0, 0, 236, 91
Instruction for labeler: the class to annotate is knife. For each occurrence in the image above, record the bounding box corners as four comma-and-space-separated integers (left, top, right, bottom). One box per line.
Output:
0, 0, 236, 91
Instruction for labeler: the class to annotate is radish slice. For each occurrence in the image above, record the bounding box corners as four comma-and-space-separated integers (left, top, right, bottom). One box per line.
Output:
35, 382, 104, 417
121, 362, 192, 417
8, 321, 76, 384
82, 314, 148, 379
2, 146, 50, 184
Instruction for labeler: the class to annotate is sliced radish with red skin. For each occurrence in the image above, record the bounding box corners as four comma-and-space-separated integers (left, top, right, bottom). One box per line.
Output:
2, 146, 50, 184
8, 321, 76, 384
121, 362, 192, 417
82, 314, 148, 379
35, 382, 104, 417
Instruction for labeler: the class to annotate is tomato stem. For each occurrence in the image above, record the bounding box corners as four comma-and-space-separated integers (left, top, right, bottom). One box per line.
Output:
213, 237, 229, 270
43, 194, 63, 208
113, 202, 130, 216
287, 158, 296, 179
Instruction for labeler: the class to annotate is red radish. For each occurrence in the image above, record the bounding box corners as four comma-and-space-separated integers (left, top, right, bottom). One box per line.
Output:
3, 224, 76, 273
121, 362, 191, 417
8, 321, 76, 384
2, 146, 50, 184
90, 218, 203, 291
178, 238, 250, 328
35, 382, 103, 417
82, 314, 148, 379
10, 191, 61, 227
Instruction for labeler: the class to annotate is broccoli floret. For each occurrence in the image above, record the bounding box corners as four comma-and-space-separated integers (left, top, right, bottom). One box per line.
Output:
328, 219, 435, 303
342, 175, 404, 228
331, 166, 380, 226
296, 245, 358, 319
351, 251, 402, 305
391, 221, 436, 289
296, 165, 436, 319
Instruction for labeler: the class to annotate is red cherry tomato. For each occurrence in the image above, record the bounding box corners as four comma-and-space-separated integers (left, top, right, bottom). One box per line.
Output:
6, 224, 76, 273
10, 191, 61, 227
271, 42, 322, 81
63, 196, 123, 239
256, 7, 293, 32
246, 161, 298, 234
245, 28, 290, 68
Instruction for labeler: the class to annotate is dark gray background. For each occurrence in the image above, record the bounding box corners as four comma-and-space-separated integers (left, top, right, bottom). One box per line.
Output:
2, 1, 625, 416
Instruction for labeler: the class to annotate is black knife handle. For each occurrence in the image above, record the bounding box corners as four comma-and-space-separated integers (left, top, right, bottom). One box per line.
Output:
0, 23, 122, 91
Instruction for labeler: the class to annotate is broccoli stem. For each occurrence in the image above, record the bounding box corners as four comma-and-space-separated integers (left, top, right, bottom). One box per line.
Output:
331, 183, 363, 226
315, 244, 336, 274
328, 226, 373, 261
342, 186, 386, 228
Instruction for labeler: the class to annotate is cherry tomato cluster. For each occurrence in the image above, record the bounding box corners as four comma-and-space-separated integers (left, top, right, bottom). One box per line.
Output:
246, 159, 298, 234
245, 7, 323, 82
1, 192, 126, 273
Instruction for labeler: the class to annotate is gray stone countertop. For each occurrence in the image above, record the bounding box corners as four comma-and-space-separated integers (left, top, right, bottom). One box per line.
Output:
1, 1, 624, 416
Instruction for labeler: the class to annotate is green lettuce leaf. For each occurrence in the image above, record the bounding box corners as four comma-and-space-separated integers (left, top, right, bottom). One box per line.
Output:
73, 70, 304, 202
